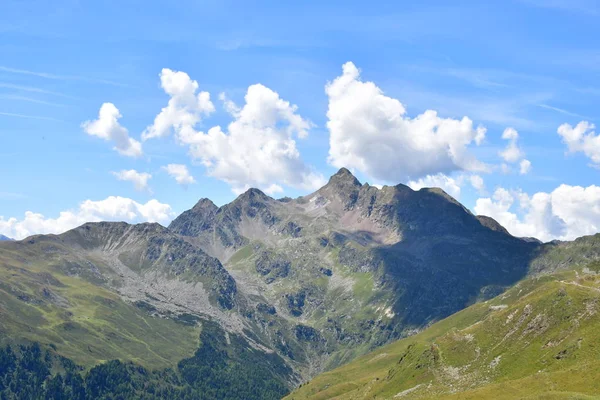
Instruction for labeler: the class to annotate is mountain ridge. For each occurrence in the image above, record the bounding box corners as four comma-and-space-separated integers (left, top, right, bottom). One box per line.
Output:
1, 167, 581, 399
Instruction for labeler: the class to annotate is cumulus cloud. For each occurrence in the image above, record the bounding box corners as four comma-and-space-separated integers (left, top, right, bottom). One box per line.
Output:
407, 173, 462, 199
499, 127, 524, 163
470, 174, 486, 194
519, 159, 532, 175
179, 83, 325, 193
163, 164, 196, 185
0, 197, 173, 240
219, 92, 241, 117
498, 127, 530, 174
82, 103, 143, 157
474, 184, 600, 241
142, 68, 215, 141
142, 69, 323, 194
112, 169, 152, 191
264, 184, 284, 196
326, 62, 488, 183
557, 121, 600, 165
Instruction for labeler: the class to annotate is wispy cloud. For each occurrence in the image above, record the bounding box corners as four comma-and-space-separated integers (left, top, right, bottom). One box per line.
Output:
0, 82, 76, 99
0, 94, 67, 107
0, 111, 63, 122
443, 68, 509, 89
537, 104, 591, 119
0, 66, 130, 87
388, 81, 551, 131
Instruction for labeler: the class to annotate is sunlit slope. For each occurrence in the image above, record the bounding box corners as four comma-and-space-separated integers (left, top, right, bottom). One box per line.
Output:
286, 265, 600, 399
0, 233, 202, 370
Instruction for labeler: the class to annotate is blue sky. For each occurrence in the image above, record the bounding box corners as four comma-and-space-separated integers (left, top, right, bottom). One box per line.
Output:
1, 0, 600, 241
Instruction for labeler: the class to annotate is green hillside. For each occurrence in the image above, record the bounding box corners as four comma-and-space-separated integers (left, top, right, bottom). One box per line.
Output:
286, 263, 600, 399
0, 240, 201, 369
0, 223, 293, 399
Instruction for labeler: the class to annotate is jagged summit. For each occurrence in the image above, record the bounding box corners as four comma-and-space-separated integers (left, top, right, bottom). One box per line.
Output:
192, 198, 218, 212
0, 164, 559, 396
315, 168, 363, 209
67, 221, 168, 239
327, 167, 362, 187
234, 187, 271, 203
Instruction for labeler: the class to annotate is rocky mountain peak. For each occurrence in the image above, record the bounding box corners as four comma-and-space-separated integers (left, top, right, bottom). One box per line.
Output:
236, 187, 271, 202
316, 168, 363, 209
192, 198, 218, 212
328, 167, 361, 187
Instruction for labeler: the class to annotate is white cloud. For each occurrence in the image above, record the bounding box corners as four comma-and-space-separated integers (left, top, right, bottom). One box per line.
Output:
82, 103, 142, 157
557, 121, 600, 165
470, 174, 486, 194
498, 127, 531, 174
142, 68, 215, 141
163, 164, 196, 185
219, 92, 241, 117
112, 169, 152, 191
326, 62, 488, 183
501, 127, 519, 140
474, 184, 600, 241
142, 69, 323, 194
499, 127, 525, 163
519, 159, 532, 175
408, 173, 462, 199
0, 197, 173, 240
264, 184, 284, 196
179, 83, 325, 193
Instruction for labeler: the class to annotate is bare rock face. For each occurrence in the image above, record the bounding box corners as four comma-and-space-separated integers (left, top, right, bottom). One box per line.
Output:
168, 167, 542, 378
0, 168, 546, 386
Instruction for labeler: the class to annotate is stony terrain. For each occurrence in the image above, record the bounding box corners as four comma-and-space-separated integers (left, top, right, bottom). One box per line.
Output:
0, 168, 584, 392
168, 168, 541, 376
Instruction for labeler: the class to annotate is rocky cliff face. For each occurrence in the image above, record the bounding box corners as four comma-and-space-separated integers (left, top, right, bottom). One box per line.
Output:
3, 170, 600, 397
0, 168, 554, 386
169, 168, 541, 375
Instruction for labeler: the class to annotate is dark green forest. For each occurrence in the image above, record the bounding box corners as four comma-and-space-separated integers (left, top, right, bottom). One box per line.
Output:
0, 322, 291, 400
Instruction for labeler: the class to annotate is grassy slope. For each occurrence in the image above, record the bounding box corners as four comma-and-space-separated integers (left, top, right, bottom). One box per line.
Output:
286, 265, 600, 399
0, 247, 200, 370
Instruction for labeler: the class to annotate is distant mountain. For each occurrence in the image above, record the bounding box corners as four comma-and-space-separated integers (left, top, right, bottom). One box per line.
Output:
2, 168, 596, 399
0, 234, 12, 241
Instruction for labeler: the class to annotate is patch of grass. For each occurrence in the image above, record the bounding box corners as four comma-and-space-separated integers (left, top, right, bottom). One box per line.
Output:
0, 261, 200, 371
229, 244, 254, 264
352, 272, 374, 301
286, 266, 600, 400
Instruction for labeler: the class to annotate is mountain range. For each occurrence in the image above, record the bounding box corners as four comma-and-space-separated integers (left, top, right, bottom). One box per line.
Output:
1, 168, 599, 399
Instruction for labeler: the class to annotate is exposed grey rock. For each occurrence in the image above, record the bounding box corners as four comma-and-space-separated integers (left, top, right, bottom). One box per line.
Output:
0, 167, 549, 385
